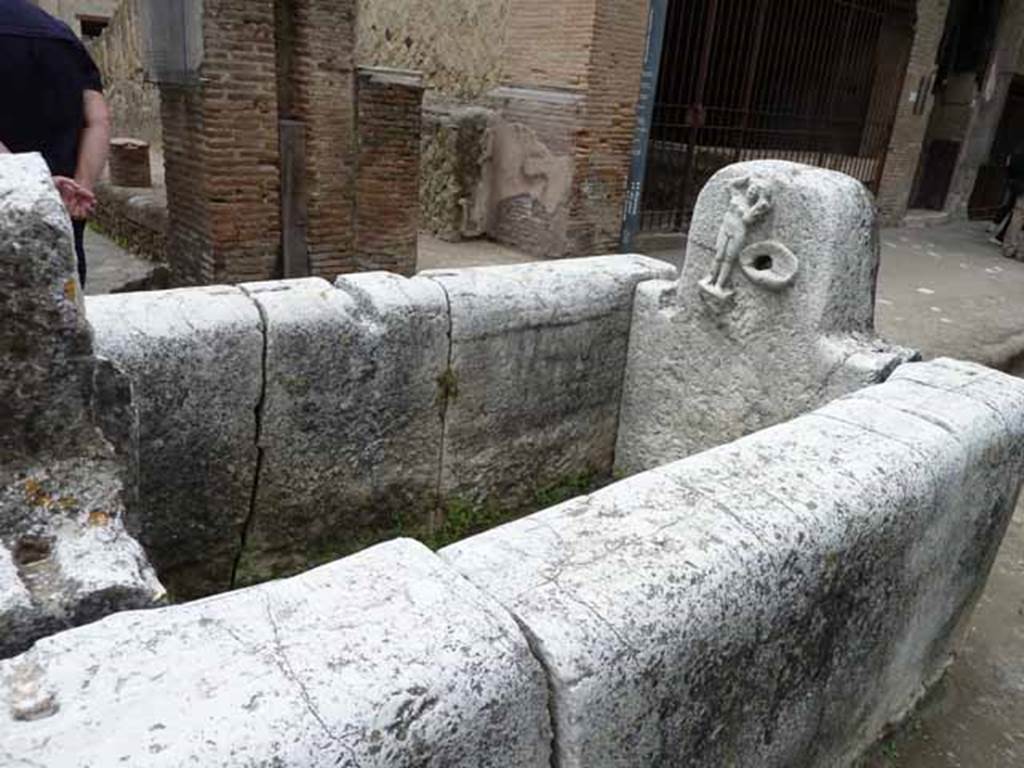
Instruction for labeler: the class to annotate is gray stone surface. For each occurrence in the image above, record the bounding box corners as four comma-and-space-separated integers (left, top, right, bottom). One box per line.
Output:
442, 359, 1024, 767
423, 255, 676, 509
235, 274, 449, 585
86, 286, 263, 599
616, 160, 917, 475
0, 539, 552, 767
0, 154, 164, 658
0, 154, 94, 465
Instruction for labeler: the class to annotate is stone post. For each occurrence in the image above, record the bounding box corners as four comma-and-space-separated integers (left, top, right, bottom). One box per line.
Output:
616, 160, 918, 474
0, 154, 163, 659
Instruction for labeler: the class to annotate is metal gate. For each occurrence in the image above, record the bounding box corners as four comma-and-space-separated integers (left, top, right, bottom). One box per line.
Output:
634, 0, 915, 234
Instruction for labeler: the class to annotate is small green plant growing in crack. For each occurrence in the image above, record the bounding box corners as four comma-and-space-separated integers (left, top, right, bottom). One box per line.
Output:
427, 497, 505, 551
436, 367, 458, 405
533, 469, 606, 508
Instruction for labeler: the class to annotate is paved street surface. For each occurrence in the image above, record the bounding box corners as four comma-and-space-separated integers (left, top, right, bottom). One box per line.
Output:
876, 222, 1024, 375
82, 226, 155, 296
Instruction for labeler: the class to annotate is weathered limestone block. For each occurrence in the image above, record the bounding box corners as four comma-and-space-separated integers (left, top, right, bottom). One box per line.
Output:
235, 275, 449, 585
442, 360, 1024, 767
616, 160, 917, 474
0, 154, 163, 658
86, 286, 263, 598
422, 255, 676, 510
1, 539, 552, 767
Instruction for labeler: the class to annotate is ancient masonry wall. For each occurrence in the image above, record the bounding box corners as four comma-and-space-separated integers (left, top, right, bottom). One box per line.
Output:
161, 0, 281, 285
85, 0, 162, 147
280, 0, 359, 277
875, 0, 951, 224
355, 68, 424, 275
485, 0, 650, 258
158, 0, 421, 285
87, 255, 676, 595
5, 359, 1024, 766
356, 0, 510, 100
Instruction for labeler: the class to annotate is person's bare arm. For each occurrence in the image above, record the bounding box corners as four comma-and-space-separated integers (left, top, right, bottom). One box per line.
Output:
0, 140, 8, 153
74, 90, 110, 195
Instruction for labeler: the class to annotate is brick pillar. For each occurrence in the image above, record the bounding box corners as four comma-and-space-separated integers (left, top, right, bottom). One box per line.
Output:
875, 0, 951, 225
160, 0, 281, 285
491, 0, 649, 258
278, 0, 359, 278
161, 85, 213, 285
355, 67, 424, 276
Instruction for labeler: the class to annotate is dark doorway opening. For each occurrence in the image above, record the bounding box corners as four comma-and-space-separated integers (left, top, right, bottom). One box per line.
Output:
967, 75, 1024, 220
79, 15, 110, 40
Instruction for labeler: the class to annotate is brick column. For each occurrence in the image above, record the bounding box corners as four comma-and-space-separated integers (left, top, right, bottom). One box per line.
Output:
875, 0, 951, 225
278, 0, 359, 278
160, 0, 281, 285
355, 67, 424, 276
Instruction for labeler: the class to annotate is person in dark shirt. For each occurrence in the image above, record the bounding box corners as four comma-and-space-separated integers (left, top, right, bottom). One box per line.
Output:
0, 0, 111, 287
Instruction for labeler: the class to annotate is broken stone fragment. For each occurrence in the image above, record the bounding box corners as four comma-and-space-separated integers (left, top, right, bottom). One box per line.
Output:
0, 153, 164, 658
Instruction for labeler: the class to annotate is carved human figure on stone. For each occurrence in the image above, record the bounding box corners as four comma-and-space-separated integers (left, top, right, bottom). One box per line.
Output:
699, 176, 773, 299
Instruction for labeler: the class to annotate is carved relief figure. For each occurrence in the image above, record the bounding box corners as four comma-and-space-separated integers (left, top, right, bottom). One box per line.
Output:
699, 176, 773, 300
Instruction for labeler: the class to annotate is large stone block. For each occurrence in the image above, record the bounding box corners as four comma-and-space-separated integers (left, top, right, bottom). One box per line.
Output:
0, 153, 93, 464
0, 539, 552, 767
423, 255, 676, 510
442, 360, 1024, 767
234, 275, 449, 584
616, 160, 917, 474
0, 154, 163, 657
86, 286, 263, 598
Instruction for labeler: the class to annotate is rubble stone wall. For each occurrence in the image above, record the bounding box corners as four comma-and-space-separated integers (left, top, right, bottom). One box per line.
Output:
85, 0, 162, 147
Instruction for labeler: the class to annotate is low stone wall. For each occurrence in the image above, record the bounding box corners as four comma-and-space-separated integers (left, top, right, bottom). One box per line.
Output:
86, 256, 674, 596
92, 181, 168, 264
5, 359, 1022, 766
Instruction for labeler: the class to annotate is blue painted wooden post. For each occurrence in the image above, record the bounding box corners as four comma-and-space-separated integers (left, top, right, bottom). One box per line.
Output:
620, 0, 669, 251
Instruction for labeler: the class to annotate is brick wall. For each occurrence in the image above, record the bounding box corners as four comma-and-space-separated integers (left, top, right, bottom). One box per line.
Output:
281, 0, 359, 278
502, 0, 593, 90
159, 0, 281, 285
568, 0, 650, 255
355, 68, 423, 276
489, 0, 649, 257
159, 0, 423, 284
875, 0, 951, 225
201, 0, 281, 283
161, 85, 212, 285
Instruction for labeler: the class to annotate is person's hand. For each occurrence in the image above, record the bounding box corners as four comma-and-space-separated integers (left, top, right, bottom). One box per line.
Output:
53, 176, 96, 220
